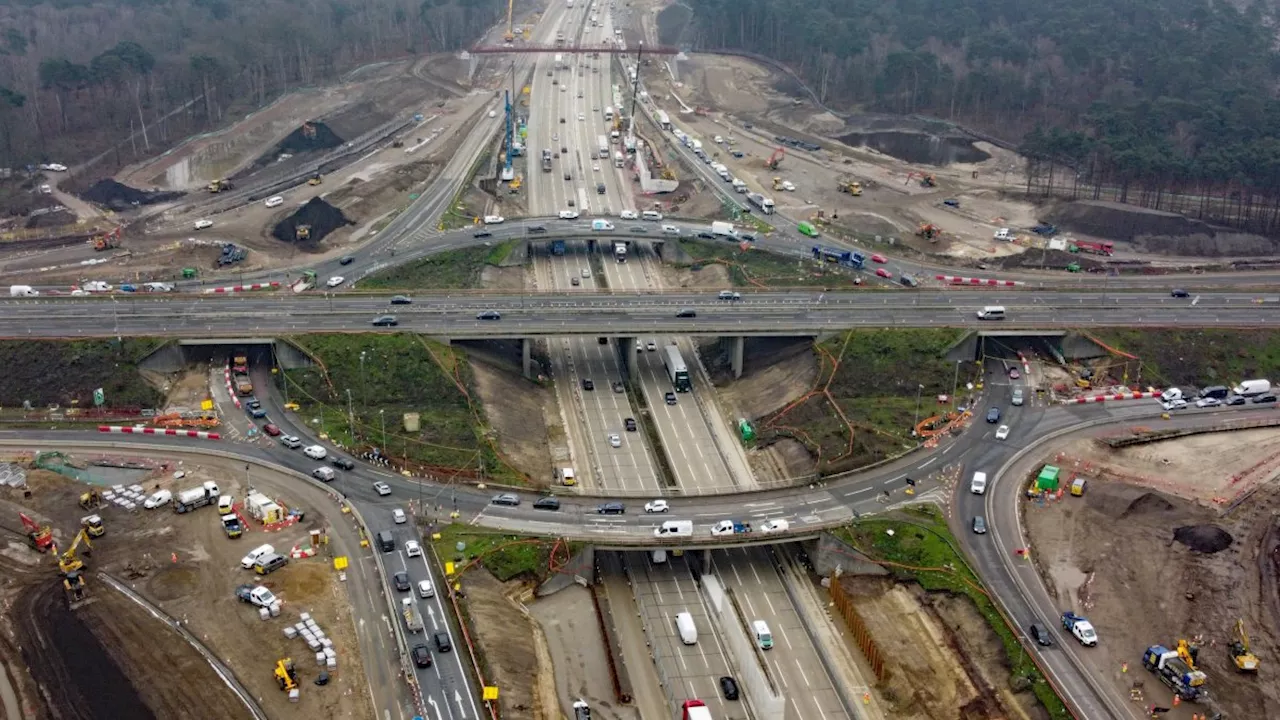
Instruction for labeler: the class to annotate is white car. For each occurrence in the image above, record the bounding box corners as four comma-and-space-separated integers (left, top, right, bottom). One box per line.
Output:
373, 481, 392, 496
406, 540, 422, 557
393, 508, 407, 524
620, 210, 638, 220
711, 520, 736, 536
578, 112, 585, 121
552, 133, 559, 142
713, 135, 723, 144
644, 499, 669, 513
581, 267, 591, 278
303, 445, 327, 460
488, 110, 497, 118
264, 196, 284, 208
326, 276, 345, 288
781, 180, 796, 191
1163, 398, 1188, 411
646, 341, 656, 351
143, 490, 172, 509
41, 163, 67, 172
194, 219, 213, 229
82, 281, 112, 293
760, 518, 790, 534
995, 425, 1010, 440
483, 215, 505, 224
559, 209, 580, 219
417, 580, 435, 598
608, 433, 622, 448
661, 225, 680, 235
592, 162, 600, 171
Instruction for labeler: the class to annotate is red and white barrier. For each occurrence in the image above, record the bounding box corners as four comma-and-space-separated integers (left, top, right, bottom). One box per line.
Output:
936, 274, 1024, 287
223, 366, 241, 409
1067, 391, 1160, 404
99, 425, 221, 440
204, 282, 281, 294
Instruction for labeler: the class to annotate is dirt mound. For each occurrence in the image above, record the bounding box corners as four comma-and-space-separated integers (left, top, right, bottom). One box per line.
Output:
270, 197, 353, 245
999, 246, 1106, 272
272, 121, 343, 157
81, 179, 184, 211
1047, 200, 1277, 251
1173, 524, 1234, 553
1086, 485, 1177, 519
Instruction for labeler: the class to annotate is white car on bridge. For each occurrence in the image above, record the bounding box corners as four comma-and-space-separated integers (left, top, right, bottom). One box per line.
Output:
760, 519, 790, 534
644, 499, 669, 513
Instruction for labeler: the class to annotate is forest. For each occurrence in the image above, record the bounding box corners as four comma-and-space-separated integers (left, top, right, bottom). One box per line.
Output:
688, 0, 1280, 234
0, 0, 502, 167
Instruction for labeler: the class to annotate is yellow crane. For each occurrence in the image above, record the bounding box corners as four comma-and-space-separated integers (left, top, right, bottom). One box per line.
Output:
503, 0, 515, 43
1230, 619, 1260, 672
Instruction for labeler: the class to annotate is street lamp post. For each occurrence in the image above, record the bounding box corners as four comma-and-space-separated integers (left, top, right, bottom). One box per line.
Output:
359, 351, 367, 406
912, 383, 924, 436
345, 388, 355, 443
952, 361, 962, 410
380, 409, 386, 451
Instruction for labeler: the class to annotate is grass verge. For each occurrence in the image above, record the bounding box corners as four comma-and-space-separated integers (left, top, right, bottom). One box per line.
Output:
0, 339, 164, 409
674, 238, 863, 288
439, 151, 492, 231
759, 329, 974, 474
834, 507, 1070, 720
279, 334, 523, 483
362, 239, 519, 290
1090, 329, 1280, 388
430, 524, 580, 582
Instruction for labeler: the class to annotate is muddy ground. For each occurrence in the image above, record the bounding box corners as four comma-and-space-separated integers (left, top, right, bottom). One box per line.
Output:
1024, 428, 1280, 718
461, 571, 547, 720
468, 357, 555, 483
0, 459, 372, 720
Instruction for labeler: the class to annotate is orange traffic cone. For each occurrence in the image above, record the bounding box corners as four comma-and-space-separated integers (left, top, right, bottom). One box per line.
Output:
171, 552, 178, 563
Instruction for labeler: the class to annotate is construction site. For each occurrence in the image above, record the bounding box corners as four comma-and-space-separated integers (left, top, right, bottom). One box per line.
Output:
0, 451, 372, 720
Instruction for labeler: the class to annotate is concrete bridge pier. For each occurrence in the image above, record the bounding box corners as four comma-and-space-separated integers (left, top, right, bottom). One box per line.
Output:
728, 335, 745, 379
522, 338, 534, 380
617, 336, 638, 379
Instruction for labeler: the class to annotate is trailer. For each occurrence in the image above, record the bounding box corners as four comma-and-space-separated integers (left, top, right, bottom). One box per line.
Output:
663, 345, 691, 392
812, 245, 865, 269
1143, 645, 1207, 700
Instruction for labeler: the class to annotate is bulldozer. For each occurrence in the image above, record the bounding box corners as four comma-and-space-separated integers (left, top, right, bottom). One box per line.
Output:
307, 173, 323, 186
63, 571, 87, 606
916, 223, 941, 241
837, 178, 862, 196
275, 659, 299, 691
79, 488, 103, 511
296, 225, 312, 241
1230, 619, 1260, 672
208, 178, 234, 193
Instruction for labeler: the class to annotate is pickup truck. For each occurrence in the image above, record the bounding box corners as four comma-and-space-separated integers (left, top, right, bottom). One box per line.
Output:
402, 597, 424, 633
1061, 611, 1098, 646
222, 514, 244, 538
236, 584, 277, 608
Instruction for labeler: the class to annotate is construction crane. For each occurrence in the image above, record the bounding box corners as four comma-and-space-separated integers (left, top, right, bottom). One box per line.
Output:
1230, 619, 1260, 672
766, 148, 784, 170
20, 512, 53, 552
501, 90, 515, 182
503, 0, 515, 43
275, 659, 299, 691
58, 528, 93, 576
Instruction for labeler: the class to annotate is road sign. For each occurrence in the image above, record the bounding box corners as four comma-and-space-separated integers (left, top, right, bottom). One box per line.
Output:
93, 388, 105, 407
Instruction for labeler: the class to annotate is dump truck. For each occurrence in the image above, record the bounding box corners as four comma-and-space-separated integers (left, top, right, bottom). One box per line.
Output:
208, 179, 233, 193
291, 270, 317, 293
1061, 611, 1098, 646
174, 481, 220, 514
234, 373, 253, 396
812, 245, 865, 269
402, 597, 424, 633
232, 350, 249, 371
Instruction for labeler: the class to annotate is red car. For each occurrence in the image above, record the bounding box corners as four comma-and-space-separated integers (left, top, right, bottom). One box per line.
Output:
875, 268, 892, 279
870, 254, 888, 264
262, 423, 282, 436
1009, 368, 1020, 379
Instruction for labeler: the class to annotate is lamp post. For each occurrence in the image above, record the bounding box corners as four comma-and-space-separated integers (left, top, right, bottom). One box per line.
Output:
952, 362, 962, 410
379, 409, 386, 451
345, 388, 355, 443
359, 351, 368, 406
912, 383, 924, 436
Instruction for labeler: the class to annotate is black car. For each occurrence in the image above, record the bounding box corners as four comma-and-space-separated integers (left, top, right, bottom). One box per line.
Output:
528, 226, 547, 234
534, 497, 561, 511
597, 502, 625, 515
1252, 394, 1277, 404
339, 256, 355, 265
629, 226, 648, 234
372, 315, 398, 327
675, 309, 697, 318
564, 172, 572, 180
433, 631, 452, 652
330, 456, 355, 471
697, 232, 716, 240
624, 417, 637, 431
596, 183, 606, 194
1227, 395, 1248, 405
582, 379, 594, 391
391, 295, 413, 305
1029, 622, 1054, 646
1171, 288, 1190, 298
476, 310, 501, 321
411, 644, 433, 668
720, 676, 740, 701
474, 230, 493, 238
665, 392, 677, 405
986, 407, 1001, 423
393, 571, 411, 591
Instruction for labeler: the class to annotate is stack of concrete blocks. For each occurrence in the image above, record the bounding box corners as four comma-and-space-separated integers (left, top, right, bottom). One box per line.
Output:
283, 612, 338, 670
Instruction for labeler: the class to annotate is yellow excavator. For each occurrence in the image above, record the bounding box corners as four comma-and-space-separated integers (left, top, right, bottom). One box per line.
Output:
275, 659, 299, 691
307, 173, 323, 186
58, 528, 93, 576
81, 514, 105, 538
1230, 619, 1260, 672
79, 488, 103, 510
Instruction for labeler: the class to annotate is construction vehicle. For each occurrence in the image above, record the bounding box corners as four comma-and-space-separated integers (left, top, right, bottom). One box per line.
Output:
208, 178, 234, 193
917, 224, 941, 241
58, 528, 93, 576
1071, 240, 1115, 256
79, 488, 103, 510
291, 270, 317, 293
919, 174, 936, 187
295, 224, 311, 241
222, 514, 244, 538
232, 350, 249, 372
63, 571, 87, 606
1061, 611, 1098, 646
837, 179, 862, 196
1229, 619, 1259, 672
92, 233, 119, 251
274, 659, 299, 691
21, 512, 54, 552
766, 149, 784, 170
502, 0, 515, 43
175, 480, 221, 514
81, 514, 105, 538
771, 176, 783, 190
1143, 644, 1206, 700
307, 173, 323, 186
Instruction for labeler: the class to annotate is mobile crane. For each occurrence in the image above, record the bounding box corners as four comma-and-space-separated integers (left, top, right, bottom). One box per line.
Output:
503, 0, 516, 43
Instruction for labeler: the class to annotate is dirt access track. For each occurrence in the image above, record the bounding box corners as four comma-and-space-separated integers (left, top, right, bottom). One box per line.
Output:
0, 453, 376, 720
1024, 426, 1280, 718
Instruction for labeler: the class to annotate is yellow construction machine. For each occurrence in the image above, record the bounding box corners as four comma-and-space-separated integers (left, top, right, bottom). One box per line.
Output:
772, 176, 783, 191
503, 0, 515, 42
58, 528, 93, 576
307, 174, 323, 186
296, 225, 312, 241
837, 178, 862, 196
81, 514, 105, 538
1230, 619, 1260, 672
275, 659, 299, 691
208, 179, 233, 193
79, 488, 103, 510
919, 173, 936, 187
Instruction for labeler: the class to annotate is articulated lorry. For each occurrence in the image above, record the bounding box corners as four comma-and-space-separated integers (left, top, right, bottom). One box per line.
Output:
746, 192, 775, 214
174, 480, 221, 514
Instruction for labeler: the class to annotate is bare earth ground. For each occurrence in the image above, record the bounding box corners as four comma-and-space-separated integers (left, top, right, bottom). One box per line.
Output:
0, 461, 372, 720
529, 584, 633, 720
462, 571, 547, 720
469, 358, 555, 483
839, 577, 1042, 720
1024, 429, 1280, 719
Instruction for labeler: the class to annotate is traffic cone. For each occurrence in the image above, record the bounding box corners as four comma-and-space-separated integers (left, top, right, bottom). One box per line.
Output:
171, 552, 178, 563
1172, 696, 1180, 707
1121, 662, 1128, 673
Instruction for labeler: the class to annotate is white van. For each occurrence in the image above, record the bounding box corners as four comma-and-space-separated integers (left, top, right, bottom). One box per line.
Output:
240, 543, 275, 569
311, 466, 336, 482
641, 210, 663, 221
653, 519, 693, 537
970, 472, 987, 495
651, 549, 668, 564
976, 306, 1005, 320
1160, 388, 1183, 403
675, 612, 698, 644
753, 620, 773, 650
264, 196, 284, 208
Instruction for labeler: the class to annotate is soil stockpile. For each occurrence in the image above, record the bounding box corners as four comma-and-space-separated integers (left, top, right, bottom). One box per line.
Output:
81, 179, 184, 211
1173, 524, 1234, 553
270, 197, 353, 244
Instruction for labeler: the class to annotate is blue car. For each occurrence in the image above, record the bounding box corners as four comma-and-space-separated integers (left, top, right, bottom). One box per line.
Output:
120, 284, 137, 293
